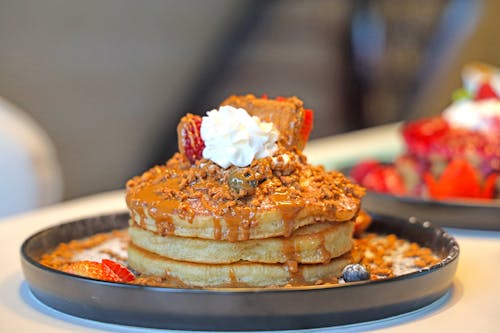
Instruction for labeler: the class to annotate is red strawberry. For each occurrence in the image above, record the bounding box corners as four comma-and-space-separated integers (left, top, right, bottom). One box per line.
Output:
362, 165, 406, 195
177, 114, 205, 164
482, 173, 498, 198
350, 159, 382, 184
297, 109, 314, 150
424, 158, 486, 199
102, 259, 135, 282
475, 82, 498, 100
402, 117, 450, 158
64, 260, 121, 282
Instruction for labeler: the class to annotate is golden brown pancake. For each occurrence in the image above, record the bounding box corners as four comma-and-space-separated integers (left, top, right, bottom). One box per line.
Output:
126, 152, 363, 241
128, 221, 353, 264
128, 243, 351, 288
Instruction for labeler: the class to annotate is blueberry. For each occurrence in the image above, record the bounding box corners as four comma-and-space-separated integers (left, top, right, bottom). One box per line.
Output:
342, 264, 370, 282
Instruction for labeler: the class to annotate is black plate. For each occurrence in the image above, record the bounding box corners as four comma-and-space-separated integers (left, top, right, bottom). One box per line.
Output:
20, 212, 459, 331
362, 191, 500, 231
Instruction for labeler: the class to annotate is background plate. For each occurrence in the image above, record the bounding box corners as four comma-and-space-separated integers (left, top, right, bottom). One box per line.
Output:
362, 192, 500, 231
21, 212, 459, 331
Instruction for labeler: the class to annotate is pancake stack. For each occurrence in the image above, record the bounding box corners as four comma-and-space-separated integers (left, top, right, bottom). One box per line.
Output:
126, 95, 365, 288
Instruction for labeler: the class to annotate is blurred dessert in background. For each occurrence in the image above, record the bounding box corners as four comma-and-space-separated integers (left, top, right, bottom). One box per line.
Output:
351, 62, 500, 201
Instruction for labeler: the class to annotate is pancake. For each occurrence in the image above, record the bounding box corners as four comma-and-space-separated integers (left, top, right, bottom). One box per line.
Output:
128, 221, 354, 264
128, 243, 351, 288
124, 95, 365, 288
126, 155, 363, 241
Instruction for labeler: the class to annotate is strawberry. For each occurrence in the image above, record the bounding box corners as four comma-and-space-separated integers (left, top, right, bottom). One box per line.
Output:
402, 117, 450, 158
64, 260, 135, 282
177, 113, 205, 164
361, 165, 406, 196
102, 259, 136, 282
64, 260, 122, 282
297, 109, 314, 150
424, 158, 489, 199
475, 82, 498, 100
350, 159, 382, 184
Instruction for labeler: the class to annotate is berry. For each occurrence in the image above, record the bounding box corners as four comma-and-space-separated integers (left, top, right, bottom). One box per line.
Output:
102, 259, 135, 282
402, 117, 450, 158
297, 108, 314, 150
342, 264, 370, 282
64, 260, 135, 282
350, 159, 382, 184
361, 165, 406, 196
64, 260, 122, 282
424, 158, 486, 199
475, 82, 498, 100
177, 114, 205, 164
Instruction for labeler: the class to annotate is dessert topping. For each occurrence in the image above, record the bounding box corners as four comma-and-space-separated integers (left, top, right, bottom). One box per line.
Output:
177, 114, 205, 164
220, 94, 313, 151
350, 160, 406, 196
102, 259, 136, 282
442, 98, 500, 133
200, 105, 279, 168
341, 263, 370, 282
424, 158, 497, 199
63, 259, 135, 283
475, 82, 498, 101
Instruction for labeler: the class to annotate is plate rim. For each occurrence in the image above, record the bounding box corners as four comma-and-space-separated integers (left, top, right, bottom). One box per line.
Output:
20, 211, 459, 294
20, 211, 460, 330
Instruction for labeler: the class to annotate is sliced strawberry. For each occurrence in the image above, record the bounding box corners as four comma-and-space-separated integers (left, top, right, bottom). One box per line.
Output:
361, 165, 406, 195
350, 159, 382, 184
177, 114, 205, 164
402, 117, 450, 157
297, 109, 314, 150
380, 166, 407, 195
64, 260, 121, 282
482, 173, 498, 198
102, 259, 135, 282
475, 82, 498, 100
424, 159, 483, 199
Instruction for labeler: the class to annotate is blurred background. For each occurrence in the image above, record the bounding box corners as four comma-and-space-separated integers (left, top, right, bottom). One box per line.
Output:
0, 0, 499, 216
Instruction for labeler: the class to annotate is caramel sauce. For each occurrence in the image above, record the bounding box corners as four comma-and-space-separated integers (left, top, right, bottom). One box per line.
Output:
126, 152, 363, 242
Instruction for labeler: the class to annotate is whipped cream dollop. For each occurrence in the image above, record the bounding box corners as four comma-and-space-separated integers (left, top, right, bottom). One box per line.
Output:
200, 105, 279, 168
442, 99, 500, 132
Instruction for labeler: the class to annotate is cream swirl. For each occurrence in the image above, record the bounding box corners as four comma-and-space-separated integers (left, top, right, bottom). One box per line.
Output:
442, 99, 500, 132
200, 105, 279, 168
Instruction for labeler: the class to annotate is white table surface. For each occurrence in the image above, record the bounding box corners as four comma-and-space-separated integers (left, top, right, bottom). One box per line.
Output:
1, 190, 499, 333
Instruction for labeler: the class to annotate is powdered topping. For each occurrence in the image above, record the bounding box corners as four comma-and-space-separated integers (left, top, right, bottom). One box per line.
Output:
201, 105, 279, 168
